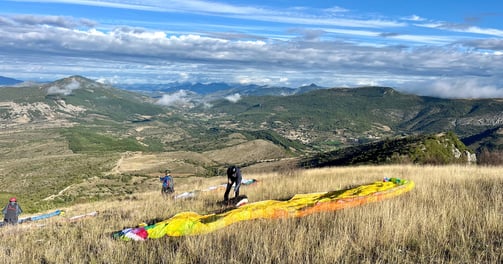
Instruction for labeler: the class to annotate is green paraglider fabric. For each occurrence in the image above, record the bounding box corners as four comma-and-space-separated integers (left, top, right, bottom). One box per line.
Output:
113, 178, 414, 241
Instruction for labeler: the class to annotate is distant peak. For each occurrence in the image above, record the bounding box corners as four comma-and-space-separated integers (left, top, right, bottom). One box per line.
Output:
50, 75, 100, 87
44, 75, 104, 96
67, 75, 96, 83
299, 83, 318, 87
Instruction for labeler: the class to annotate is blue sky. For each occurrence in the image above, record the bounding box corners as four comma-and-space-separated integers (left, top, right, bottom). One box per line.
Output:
1, 0, 502, 98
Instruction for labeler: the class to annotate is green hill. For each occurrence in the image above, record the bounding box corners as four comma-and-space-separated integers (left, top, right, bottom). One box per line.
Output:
0, 75, 165, 123
44, 75, 166, 122
194, 87, 503, 151
300, 132, 475, 167
462, 126, 503, 152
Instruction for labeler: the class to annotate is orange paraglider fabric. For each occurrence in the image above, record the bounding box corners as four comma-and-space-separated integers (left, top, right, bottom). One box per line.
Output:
113, 178, 414, 241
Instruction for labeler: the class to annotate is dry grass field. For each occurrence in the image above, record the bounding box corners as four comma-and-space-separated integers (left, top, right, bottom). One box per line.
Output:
0, 165, 501, 264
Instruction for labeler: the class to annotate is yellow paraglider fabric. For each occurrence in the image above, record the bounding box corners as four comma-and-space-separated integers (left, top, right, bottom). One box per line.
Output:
114, 178, 414, 240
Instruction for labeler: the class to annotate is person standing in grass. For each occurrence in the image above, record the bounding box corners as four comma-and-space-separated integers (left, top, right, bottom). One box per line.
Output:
160, 170, 174, 196
224, 165, 242, 202
2, 197, 23, 225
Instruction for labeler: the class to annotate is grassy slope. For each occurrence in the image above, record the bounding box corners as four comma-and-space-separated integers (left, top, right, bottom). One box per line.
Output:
200, 87, 422, 133
300, 132, 473, 167
0, 165, 501, 264
0, 125, 295, 212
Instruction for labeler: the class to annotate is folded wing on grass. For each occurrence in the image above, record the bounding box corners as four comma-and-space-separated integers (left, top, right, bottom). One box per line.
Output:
113, 178, 414, 241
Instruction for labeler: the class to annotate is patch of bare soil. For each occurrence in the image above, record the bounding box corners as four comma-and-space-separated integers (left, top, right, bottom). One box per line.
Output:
203, 139, 289, 164
108, 140, 291, 177
108, 151, 217, 176
243, 158, 299, 174
0, 100, 84, 129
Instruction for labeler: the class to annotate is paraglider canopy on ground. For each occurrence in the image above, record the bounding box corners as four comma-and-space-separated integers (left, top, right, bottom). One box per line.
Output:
113, 178, 414, 241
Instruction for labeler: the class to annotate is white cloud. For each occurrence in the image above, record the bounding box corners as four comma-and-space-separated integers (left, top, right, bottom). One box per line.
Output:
324, 6, 349, 13
202, 102, 213, 108
407, 78, 503, 99
225, 93, 241, 103
178, 72, 190, 82
9, 0, 160, 11
404, 15, 425, 22
461, 26, 503, 37
356, 79, 379, 86
47, 78, 81, 95
156, 90, 193, 106
10, 0, 404, 29
417, 22, 503, 37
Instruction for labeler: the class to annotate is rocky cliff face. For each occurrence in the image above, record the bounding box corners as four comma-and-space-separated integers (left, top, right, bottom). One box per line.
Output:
0, 100, 86, 128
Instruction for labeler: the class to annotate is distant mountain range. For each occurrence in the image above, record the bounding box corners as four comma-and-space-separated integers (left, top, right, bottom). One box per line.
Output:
1, 75, 502, 155
117, 81, 325, 97
1, 74, 326, 99
0, 75, 23, 85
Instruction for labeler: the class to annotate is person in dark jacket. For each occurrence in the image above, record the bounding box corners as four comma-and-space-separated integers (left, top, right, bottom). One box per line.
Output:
224, 165, 242, 201
2, 197, 23, 225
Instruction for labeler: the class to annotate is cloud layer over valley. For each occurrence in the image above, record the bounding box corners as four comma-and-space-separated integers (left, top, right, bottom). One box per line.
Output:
1, 0, 502, 98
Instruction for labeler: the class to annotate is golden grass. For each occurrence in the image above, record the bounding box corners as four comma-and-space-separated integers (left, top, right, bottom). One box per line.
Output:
0, 165, 501, 263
